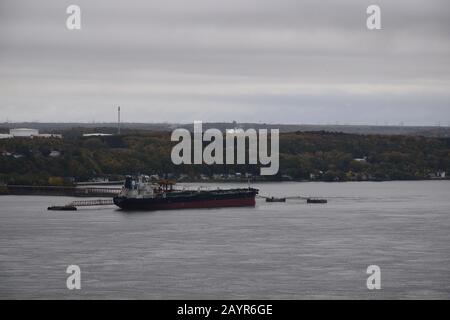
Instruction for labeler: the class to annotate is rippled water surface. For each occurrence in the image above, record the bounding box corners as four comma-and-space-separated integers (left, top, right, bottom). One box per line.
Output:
1, 181, 449, 299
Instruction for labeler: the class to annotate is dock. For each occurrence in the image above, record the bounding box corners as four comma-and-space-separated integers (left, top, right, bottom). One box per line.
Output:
259, 195, 327, 204
75, 181, 124, 186
48, 198, 115, 210
68, 199, 115, 207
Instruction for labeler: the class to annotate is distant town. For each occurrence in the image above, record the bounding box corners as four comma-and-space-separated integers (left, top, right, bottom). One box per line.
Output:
1, 121, 450, 138
0, 122, 448, 187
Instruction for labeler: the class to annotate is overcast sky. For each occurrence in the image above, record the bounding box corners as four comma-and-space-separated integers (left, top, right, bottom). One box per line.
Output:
0, 0, 449, 125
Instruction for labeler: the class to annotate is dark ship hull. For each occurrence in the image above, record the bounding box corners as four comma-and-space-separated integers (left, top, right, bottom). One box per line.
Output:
113, 188, 258, 211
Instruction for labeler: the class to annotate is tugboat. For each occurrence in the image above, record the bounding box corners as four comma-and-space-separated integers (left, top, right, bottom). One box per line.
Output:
265, 196, 286, 202
113, 175, 259, 211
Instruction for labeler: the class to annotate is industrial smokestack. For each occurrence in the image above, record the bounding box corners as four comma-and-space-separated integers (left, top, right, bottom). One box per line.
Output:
118, 106, 121, 135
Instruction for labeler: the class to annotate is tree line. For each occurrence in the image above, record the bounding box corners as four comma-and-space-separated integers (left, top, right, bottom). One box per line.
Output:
0, 130, 449, 185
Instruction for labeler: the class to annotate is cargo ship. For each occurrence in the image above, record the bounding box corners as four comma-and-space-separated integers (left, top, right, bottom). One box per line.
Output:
113, 175, 258, 211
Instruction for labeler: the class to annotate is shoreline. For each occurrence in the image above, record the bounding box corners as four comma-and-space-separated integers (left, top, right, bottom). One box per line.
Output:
0, 185, 119, 197
1, 179, 448, 197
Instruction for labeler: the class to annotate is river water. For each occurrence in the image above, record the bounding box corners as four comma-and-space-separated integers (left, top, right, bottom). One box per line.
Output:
0, 181, 449, 299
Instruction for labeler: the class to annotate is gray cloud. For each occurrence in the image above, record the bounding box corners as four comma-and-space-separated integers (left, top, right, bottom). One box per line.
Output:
0, 0, 449, 124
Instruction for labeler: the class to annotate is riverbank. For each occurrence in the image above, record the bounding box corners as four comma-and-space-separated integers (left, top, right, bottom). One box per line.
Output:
0, 185, 120, 197
2, 178, 449, 197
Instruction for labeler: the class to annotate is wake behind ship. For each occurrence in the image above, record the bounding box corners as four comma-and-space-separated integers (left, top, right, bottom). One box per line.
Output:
113, 175, 258, 211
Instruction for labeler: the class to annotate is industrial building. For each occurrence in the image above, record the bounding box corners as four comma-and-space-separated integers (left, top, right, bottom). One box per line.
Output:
10, 128, 39, 137
82, 133, 113, 137
5, 128, 62, 138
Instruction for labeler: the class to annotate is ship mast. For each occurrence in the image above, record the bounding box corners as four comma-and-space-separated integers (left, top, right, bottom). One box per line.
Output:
117, 106, 121, 135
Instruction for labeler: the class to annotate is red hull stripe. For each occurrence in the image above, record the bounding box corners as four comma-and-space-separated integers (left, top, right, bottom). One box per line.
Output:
118, 197, 256, 210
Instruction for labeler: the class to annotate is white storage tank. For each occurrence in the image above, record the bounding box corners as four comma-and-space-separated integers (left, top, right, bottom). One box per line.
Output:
9, 128, 39, 137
